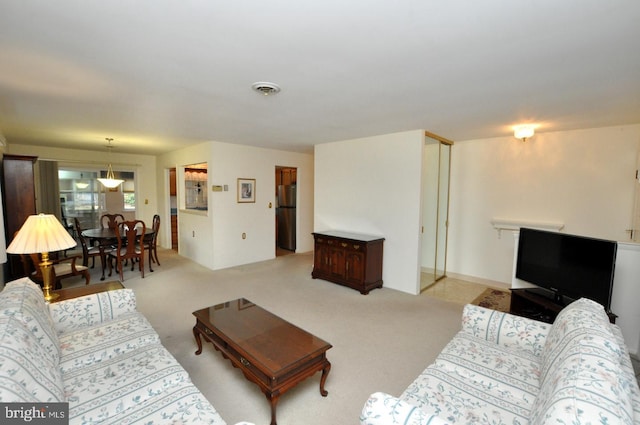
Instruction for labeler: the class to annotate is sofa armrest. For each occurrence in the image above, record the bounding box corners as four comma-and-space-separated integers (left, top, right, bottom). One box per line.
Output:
461, 304, 550, 357
48, 289, 137, 334
360, 392, 450, 425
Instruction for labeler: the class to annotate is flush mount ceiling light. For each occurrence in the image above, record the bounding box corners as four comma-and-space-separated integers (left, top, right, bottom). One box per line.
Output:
514, 124, 535, 142
97, 138, 124, 188
251, 81, 281, 96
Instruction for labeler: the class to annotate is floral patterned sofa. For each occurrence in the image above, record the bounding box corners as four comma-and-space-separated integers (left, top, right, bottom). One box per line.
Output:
0, 277, 249, 425
361, 298, 640, 425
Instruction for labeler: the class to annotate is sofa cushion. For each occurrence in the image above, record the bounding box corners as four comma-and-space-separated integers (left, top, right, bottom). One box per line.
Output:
435, 332, 541, 400
461, 304, 550, 357
48, 288, 137, 334
58, 311, 161, 374
0, 315, 65, 402
361, 392, 451, 425
541, 298, 615, 383
96, 384, 228, 425
0, 277, 61, 364
530, 334, 633, 425
401, 333, 537, 424
63, 342, 210, 424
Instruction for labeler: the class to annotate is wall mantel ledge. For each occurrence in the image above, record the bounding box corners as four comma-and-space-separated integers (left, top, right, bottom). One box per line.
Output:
491, 218, 564, 237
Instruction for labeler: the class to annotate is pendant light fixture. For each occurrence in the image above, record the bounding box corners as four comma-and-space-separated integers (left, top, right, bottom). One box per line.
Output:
97, 138, 124, 188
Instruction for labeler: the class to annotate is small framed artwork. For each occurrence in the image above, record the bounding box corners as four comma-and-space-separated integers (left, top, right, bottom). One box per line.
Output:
237, 178, 256, 203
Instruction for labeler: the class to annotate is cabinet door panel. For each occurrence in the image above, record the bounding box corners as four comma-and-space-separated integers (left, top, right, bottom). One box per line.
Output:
314, 243, 331, 275
329, 248, 346, 278
345, 252, 365, 283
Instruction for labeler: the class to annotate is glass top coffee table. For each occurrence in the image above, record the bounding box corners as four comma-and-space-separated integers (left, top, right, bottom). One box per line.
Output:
192, 298, 332, 425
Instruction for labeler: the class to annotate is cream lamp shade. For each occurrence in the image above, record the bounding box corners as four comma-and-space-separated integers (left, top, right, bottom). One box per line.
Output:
6, 214, 77, 255
6, 214, 77, 302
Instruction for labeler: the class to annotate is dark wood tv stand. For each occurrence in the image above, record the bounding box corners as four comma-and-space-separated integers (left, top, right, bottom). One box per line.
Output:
509, 288, 616, 324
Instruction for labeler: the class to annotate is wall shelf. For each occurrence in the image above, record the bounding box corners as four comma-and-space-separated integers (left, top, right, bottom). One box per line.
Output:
491, 218, 564, 238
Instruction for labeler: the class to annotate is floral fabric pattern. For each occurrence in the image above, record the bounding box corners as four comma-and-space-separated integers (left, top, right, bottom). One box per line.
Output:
0, 315, 65, 402
461, 304, 550, 357
361, 302, 640, 425
0, 277, 61, 363
48, 288, 137, 334
0, 279, 232, 425
530, 334, 633, 425
360, 392, 451, 425
58, 311, 160, 374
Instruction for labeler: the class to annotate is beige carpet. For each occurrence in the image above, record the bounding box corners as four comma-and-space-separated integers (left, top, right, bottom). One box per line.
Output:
60, 249, 465, 425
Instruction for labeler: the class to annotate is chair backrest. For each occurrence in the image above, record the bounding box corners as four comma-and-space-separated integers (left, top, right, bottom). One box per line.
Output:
115, 220, 146, 259
74, 218, 90, 254
151, 214, 160, 242
101, 213, 125, 229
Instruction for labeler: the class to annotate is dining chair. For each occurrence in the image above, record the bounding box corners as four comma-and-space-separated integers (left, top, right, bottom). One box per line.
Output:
74, 218, 113, 280
144, 214, 161, 272
100, 213, 125, 229
109, 220, 146, 281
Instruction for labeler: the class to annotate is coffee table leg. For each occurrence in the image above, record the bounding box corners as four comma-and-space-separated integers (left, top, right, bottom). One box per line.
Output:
320, 360, 331, 397
193, 326, 203, 355
268, 393, 280, 425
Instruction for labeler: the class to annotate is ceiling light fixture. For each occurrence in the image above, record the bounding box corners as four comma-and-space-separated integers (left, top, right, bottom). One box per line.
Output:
514, 124, 535, 142
251, 82, 281, 96
97, 138, 124, 188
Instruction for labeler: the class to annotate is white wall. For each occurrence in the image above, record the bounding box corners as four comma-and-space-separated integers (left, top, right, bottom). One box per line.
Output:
315, 130, 424, 294
448, 124, 640, 284
157, 141, 314, 271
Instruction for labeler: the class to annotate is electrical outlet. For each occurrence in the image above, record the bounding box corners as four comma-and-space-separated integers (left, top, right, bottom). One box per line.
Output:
192, 231, 195, 237
242, 233, 246, 239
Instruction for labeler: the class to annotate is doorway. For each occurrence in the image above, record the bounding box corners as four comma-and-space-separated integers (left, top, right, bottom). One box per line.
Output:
169, 168, 178, 251
420, 131, 453, 291
275, 166, 297, 256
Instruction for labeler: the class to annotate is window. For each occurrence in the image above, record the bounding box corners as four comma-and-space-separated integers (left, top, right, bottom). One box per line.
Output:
59, 168, 137, 229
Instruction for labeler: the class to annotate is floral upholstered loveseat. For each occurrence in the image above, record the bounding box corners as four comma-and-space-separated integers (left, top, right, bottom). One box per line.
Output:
0, 277, 250, 425
361, 298, 640, 425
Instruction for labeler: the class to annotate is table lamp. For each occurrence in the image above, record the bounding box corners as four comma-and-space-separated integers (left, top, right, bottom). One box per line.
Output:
6, 213, 77, 302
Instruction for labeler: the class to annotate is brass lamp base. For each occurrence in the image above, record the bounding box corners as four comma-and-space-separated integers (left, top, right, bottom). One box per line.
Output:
40, 254, 60, 303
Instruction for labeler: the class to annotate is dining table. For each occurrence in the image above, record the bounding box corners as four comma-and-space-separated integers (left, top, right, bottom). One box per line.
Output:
81, 227, 155, 280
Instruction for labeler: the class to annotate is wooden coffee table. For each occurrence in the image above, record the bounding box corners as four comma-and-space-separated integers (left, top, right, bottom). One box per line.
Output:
193, 298, 332, 425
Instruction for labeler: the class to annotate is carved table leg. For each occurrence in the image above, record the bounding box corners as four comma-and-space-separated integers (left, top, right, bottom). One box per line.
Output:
268, 393, 280, 425
319, 360, 331, 397
193, 326, 203, 355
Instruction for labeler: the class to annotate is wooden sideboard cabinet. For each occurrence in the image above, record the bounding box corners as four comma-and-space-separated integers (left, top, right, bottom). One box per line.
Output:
312, 231, 384, 294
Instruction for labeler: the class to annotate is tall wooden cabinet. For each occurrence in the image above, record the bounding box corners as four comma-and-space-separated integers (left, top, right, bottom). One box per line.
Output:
312, 231, 384, 294
2, 155, 37, 280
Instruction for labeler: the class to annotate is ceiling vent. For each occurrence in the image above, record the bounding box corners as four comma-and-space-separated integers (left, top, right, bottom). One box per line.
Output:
252, 82, 281, 96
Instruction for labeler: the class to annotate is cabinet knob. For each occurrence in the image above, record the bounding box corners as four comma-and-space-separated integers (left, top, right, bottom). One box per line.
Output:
341, 243, 347, 248
240, 357, 250, 367
353, 245, 360, 250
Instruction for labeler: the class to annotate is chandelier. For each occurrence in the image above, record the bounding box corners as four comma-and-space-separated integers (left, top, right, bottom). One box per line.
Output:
97, 138, 124, 188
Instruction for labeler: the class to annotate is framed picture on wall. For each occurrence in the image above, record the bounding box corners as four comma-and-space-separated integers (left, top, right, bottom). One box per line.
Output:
237, 178, 256, 203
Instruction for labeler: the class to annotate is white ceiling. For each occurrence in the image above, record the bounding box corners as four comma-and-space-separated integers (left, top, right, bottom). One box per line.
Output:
1, 1, 639, 155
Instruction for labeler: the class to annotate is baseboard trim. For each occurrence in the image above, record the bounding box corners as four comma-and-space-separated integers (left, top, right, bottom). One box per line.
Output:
445, 271, 510, 290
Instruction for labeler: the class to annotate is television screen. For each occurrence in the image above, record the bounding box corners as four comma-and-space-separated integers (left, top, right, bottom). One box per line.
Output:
515, 228, 617, 310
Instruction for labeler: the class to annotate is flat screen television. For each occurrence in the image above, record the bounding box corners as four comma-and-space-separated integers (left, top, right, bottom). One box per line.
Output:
515, 227, 617, 311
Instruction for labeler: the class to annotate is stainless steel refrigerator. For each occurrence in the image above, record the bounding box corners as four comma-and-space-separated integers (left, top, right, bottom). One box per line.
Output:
277, 185, 296, 251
